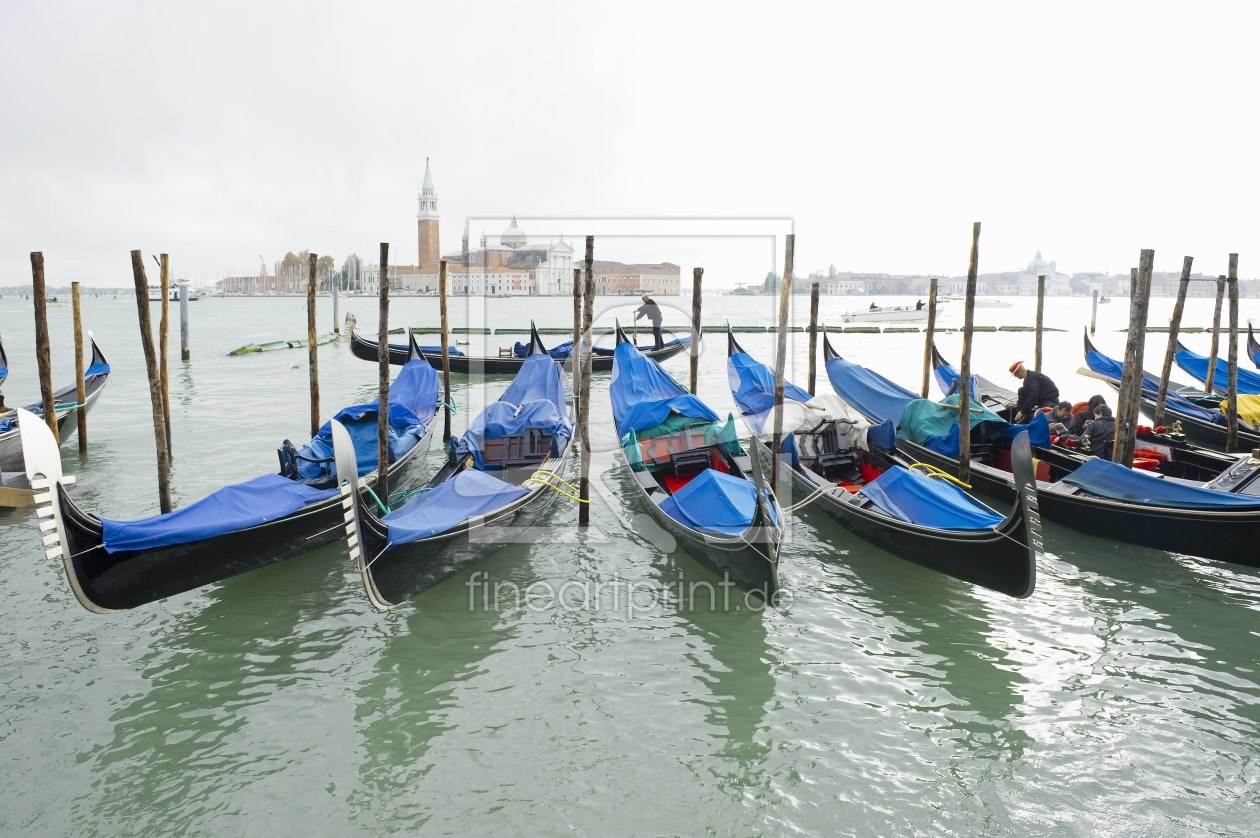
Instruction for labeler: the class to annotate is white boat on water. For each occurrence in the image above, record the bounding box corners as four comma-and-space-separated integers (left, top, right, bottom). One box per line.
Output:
941, 296, 1012, 309
148, 285, 201, 302
840, 305, 929, 323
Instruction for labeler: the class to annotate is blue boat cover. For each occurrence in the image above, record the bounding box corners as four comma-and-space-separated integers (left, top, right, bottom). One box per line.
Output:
381, 340, 462, 356
450, 351, 572, 469
932, 361, 978, 401
538, 339, 617, 360
1175, 347, 1260, 395
297, 359, 439, 478
85, 363, 110, 376
1062, 457, 1260, 510
611, 342, 718, 436
900, 396, 1048, 459
384, 468, 530, 544
861, 467, 1004, 530
824, 355, 919, 426
727, 352, 813, 434
100, 473, 336, 553
1085, 349, 1224, 424
658, 468, 775, 536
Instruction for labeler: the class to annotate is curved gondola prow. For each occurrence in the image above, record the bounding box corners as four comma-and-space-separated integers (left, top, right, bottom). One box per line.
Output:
18, 408, 116, 614
1174, 336, 1190, 356
87, 333, 108, 371
821, 324, 840, 363
527, 321, 547, 357
930, 340, 948, 372
726, 323, 748, 358
1006, 429, 1041, 599
406, 329, 423, 363
614, 320, 631, 347
744, 439, 782, 604
331, 418, 392, 611
1083, 327, 1101, 357
1247, 323, 1259, 369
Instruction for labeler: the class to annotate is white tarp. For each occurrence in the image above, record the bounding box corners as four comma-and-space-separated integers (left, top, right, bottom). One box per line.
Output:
755, 394, 873, 452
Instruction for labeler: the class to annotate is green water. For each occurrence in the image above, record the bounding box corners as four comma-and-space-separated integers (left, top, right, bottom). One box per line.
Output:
1, 292, 1258, 836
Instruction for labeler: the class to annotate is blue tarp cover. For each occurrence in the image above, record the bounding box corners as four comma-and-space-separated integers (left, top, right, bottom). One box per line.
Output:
1175, 347, 1260, 396
382, 340, 462, 356
384, 468, 530, 544
1062, 457, 1260, 510
861, 467, 1004, 530
1085, 350, 1223, 423
100, 473, 336, 553
658, 468, 774, 536
824, 356, 919, 426
611, 342, 718, 436
297, 359, 439, 478
932, 361, 977, 401
451, 352, 572, 469
727, 352, 813, 434
903, 397, 1048, 459
541, 340, 616, 360
85, 363, 110, 376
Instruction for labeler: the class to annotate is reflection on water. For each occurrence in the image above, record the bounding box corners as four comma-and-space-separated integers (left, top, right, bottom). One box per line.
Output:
1, 295, 1259, 836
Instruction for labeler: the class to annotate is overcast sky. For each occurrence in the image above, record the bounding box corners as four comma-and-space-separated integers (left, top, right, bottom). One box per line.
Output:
3, 2, 1257, 289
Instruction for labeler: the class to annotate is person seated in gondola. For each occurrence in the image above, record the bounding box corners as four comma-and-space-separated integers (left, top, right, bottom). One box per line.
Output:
1050, 396, 1103, 438
1009, 360, 1060, 423
1079, 403, 1116, 458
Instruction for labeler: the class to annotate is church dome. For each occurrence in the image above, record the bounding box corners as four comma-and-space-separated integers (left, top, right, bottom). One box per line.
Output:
501, 216, 527, 249
1026, 250, 1049, 272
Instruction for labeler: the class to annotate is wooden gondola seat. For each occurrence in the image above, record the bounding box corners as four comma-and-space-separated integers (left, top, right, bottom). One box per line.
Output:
482, 426, 552, 469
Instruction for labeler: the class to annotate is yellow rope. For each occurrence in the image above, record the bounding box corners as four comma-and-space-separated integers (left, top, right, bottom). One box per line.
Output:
907, 463, 972, 489
524, 471, 590, 503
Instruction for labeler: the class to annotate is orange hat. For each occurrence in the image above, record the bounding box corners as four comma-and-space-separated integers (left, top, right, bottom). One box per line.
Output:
1009, 360, 1024, 374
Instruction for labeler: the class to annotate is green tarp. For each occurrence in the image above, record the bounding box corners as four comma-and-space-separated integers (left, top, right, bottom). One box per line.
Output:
898, 394, 1006, 446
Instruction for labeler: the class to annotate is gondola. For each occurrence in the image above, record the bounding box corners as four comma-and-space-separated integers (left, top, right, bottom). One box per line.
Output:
1082, 332, 1260, 453
934, 340, 1237, 483
339, 324, 576, 609
20, 333, 441, 613
1248, 323, 1259, 370
0, 335, 111, 472
349, 325, 692, 374
611, 322, 782, 601
824, 328, 1260, 567
1170, 337, 1260, 396
728, 330, 1039, 598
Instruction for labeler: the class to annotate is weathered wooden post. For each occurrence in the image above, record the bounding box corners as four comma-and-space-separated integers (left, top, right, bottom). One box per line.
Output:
1090, 288, 1099, 335
957, 224, 980, 484
440, 260, 451, 441
578, 236, 595, 526
1034, 274, 1045, 373
179, 280, 190, 360
1113, 252, 1154, 468
332, 281, 340, 334
1154, 256, 1192, 427
770, 234, 794, 494
572, 268, 581, 396
308, 253, 320, 438
920, 277, 938, 398
30, 253, 58, 443
159, 254, 171, 458
1205, 276, 1226, 394
808, 281, 819, 396
130, 250, 171, 513
1227, 254, 1240, 451
71, 281, 87, 452
377, 243, 391, 502
691, 267, 703, 395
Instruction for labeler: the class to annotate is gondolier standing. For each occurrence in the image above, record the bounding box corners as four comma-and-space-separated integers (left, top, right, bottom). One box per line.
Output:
634, 293, 664, 350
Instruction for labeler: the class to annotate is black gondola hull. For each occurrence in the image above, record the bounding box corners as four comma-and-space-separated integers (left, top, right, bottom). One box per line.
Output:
53, 429, 433, 611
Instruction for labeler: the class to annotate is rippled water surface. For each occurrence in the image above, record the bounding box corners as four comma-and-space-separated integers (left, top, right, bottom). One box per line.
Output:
2, 291, 1259, 836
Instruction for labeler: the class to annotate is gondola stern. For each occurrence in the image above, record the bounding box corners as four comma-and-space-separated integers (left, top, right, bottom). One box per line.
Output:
615, 320, 631, 346
1006, 430, 1041, 599
726, 323, 748, 357
821, 324, 840, 363
1083, 327, 1100, 357
527, 321, 548, 357
407, 329, 424, 363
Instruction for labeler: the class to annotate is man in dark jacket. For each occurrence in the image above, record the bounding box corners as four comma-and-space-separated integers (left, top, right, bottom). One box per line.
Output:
634, 294, 664, 350
1080, 403, 1116, 458
1010, 360, 1060, 423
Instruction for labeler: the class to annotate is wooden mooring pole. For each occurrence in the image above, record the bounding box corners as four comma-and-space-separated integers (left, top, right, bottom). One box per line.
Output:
179, 280, 190, 360
770, 234, 794, 494
1227, 254, 1240, 452
572, 268, 581, 397
691, 267, 703, 395
920, 277, 938, 398
1205, 276, 1225, 394
308, 253, 320, 439
377, 243, 391, 502
71, 281, 87, 452
808, 281, 819, 396
159, 254, 171, 459
30, 253, 58, 443
1034, 274, 1045, 373
440, 260, 451, 441
1154, 257, 1192, 427
1113, 252, 1154, 468
578, 236, 594, 526
129, 250, 171, 513
1090, 288, 1098, 336
957, 224, 980, 485
333, 282, 340, 334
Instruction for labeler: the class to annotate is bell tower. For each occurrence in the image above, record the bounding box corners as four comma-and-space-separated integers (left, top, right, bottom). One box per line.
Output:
417, 158, 440, 264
